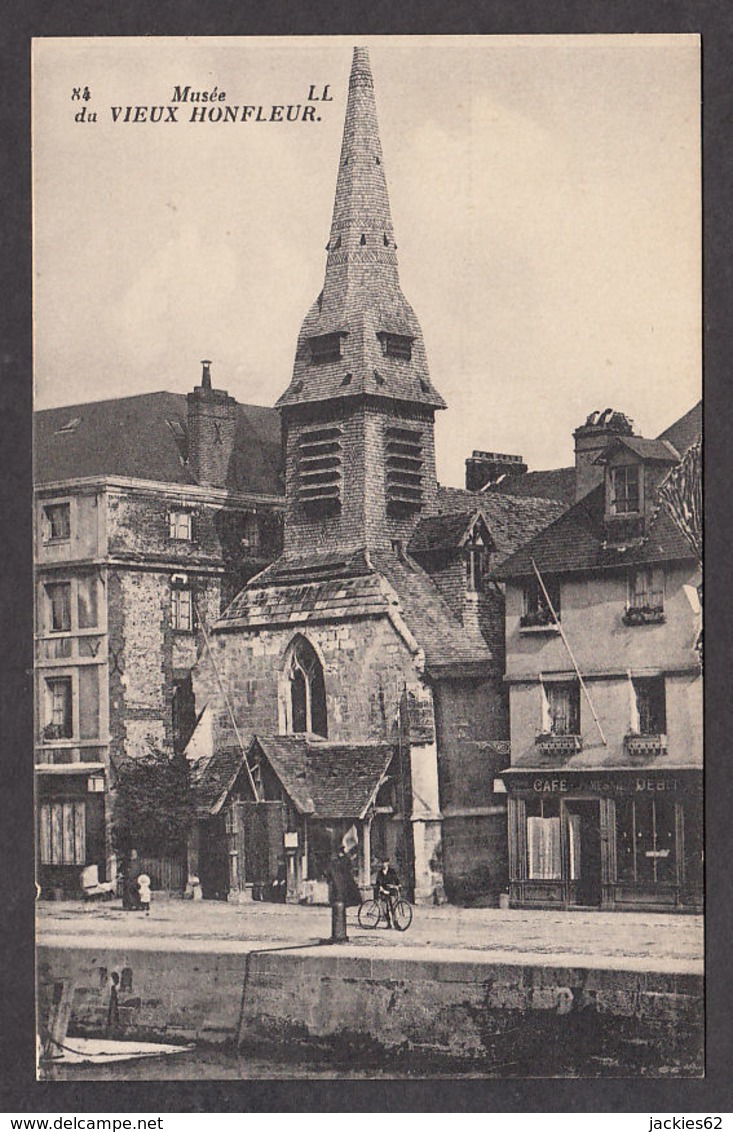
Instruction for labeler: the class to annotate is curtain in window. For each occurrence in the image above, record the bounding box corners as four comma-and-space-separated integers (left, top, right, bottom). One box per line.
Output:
527, 816, 561, 879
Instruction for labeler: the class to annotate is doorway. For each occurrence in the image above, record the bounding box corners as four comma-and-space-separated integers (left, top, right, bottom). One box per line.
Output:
565, 800, 602, 907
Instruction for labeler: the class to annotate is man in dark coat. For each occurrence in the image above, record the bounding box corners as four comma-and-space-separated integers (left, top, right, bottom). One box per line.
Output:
327, 850, 361, 941
374, 859, 401, 928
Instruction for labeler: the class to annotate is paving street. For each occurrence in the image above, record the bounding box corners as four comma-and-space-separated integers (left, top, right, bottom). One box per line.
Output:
37, 897, 703, 974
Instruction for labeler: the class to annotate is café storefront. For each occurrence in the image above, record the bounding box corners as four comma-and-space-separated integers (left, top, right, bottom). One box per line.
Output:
504, 768, 702, 912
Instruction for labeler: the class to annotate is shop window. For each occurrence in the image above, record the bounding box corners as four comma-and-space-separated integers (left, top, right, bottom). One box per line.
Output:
44, 676, 72, 740
45, 582, 71, 633
610, 465, 640, 514
285, 636, 327, 737
631, 677, 666, 735
171, 582, 193, 632
521, 576, 560, 628
542, 681, 580, 736
169, 510, 192, 541
39, 800, 86, 865
616, 796, 676, 885
526, 797, 561, 880
43, 502, 71, 543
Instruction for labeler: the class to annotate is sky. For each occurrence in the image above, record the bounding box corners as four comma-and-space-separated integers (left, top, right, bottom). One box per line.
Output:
32, 35, 701, 487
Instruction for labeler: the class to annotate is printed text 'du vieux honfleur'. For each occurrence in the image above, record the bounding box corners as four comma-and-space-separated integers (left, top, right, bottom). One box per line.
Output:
107, 84, 334, 125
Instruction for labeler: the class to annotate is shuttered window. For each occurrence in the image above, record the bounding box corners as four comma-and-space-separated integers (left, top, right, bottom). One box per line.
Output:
39, 801, 86, 865
385, 426, 423, 513
298, 426, 343, 511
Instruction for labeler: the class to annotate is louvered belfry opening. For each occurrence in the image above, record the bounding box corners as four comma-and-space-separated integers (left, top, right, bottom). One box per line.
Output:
298, 425, 343, 512
386, 425, 423, 513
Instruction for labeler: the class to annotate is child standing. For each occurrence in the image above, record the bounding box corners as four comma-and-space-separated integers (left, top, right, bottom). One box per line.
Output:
137, 872, 151, 916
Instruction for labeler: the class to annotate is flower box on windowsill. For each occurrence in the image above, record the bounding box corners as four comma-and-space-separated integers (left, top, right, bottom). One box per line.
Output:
624, 732, 668, 757
535, 733, 582, 756
622, 605, 665, 627
42, 723, 71, 742
520, 611, 560, 633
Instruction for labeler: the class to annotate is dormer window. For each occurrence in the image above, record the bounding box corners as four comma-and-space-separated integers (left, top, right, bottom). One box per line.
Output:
378, 332, 413, 361
466, 527, 490, 591
309, 333, 345, 364
610, 465, 640, 514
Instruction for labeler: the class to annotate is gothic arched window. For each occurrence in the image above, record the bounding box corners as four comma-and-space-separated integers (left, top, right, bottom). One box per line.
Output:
285, 637, 327, 737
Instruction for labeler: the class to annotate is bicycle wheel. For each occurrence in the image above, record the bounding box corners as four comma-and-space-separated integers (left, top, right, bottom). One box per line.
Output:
392, 899, 413, 931
358, 899, 381, 929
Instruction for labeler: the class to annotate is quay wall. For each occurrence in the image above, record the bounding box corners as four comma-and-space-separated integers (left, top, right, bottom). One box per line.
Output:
37, 944, 703, 1069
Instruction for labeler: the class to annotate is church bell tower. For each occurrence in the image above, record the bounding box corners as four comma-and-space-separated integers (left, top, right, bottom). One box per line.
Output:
276, 47, 446, 558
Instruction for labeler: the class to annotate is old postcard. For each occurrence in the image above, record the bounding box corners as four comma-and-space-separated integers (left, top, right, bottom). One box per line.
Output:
32, 35, 702, 1081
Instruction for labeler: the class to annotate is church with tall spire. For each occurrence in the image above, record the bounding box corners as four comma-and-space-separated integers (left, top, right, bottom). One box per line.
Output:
187, 47, 551, 905
277, 46, 445, 557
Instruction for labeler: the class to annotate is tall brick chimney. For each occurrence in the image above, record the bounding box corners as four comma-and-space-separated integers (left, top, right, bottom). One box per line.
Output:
465, 451, 527, 492
573, 408, 634, 500
187, 360, 238, 488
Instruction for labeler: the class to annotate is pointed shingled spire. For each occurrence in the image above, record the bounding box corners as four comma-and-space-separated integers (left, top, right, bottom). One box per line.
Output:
277, 47, 445, 412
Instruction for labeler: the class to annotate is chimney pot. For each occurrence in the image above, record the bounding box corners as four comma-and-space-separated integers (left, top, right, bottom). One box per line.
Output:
201, 359, 212, 390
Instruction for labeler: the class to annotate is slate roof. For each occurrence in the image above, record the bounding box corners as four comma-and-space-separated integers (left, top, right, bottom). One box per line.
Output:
595, 436, 680, 464
192, 745, 249, 816
408, 509, 494, 555
217, 548, 388, 629
658, 400, 702, 456
434, 486, 568, 564
371, 548, 493, 672
496, 482, 696, 580
251, 735, 394, 818
492, 402, 701, 580
217, 543, 494, 674
481, 466, 577, 505
276, 49, 445, 413
34, 391, 283, 496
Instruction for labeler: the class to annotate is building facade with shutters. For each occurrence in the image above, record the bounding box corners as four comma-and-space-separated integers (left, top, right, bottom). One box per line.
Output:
33, 371, 284, 894
495, 403, 702, 912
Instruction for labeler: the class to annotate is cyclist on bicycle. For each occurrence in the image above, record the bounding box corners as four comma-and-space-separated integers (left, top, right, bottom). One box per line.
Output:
373, 859, 401, 928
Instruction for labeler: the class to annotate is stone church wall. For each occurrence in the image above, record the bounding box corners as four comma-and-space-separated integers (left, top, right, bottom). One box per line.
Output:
194, 614, 431, 748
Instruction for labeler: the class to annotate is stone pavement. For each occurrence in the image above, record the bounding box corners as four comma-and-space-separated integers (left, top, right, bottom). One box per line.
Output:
37, 897, 703, 974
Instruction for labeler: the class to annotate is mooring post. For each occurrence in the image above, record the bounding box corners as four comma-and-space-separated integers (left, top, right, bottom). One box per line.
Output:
43, 978, 76, 1059
331, 901, 348, 943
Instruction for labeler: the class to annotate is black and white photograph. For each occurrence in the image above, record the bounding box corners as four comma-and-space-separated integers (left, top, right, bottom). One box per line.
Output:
31, 34, 702, 1082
